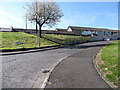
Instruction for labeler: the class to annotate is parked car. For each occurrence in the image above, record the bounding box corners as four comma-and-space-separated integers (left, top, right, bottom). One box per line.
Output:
104, 38, 110, 41
117, 38, 120, 40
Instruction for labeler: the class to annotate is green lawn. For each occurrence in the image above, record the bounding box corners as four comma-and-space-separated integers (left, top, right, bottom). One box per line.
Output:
42, 34, 90, 40
0, 32, 90, 50
42, 34, 81, 39
100, 41, 119, 87
0, 32, 58, 49
42, 34, 90, 45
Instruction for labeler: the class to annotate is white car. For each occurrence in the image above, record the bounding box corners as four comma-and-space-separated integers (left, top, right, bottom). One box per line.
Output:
104, 38, 110, 41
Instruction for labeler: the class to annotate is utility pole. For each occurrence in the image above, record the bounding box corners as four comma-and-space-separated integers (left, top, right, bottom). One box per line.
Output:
25, 15, 27, 30
35, 0, 40, 47
38, 25, 40, 47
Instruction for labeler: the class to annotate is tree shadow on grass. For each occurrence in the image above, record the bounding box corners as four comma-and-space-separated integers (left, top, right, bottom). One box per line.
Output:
1, 41, 110, 56
64, 43, 109, 49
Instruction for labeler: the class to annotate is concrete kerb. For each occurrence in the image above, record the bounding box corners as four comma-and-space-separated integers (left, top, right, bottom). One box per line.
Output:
0, 45, 63, 56
0, 40, 97, 52
32, 56, 69, 88
35, 48, 114, 89
0, 42, 86, 56
0, 45, 61, 52
0, 41, 106, 56
92, 49, 114, 89
1, 41, 115, 89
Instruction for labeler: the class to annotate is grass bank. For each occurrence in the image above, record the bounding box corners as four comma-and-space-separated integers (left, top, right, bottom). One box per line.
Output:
42, 34, 90, 45
0, 32, 58, 49
97, 41, 119, 87
1, 32, 90, 50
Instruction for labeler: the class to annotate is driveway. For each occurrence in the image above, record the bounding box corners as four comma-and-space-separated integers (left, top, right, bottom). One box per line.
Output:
1, 41, 112, 88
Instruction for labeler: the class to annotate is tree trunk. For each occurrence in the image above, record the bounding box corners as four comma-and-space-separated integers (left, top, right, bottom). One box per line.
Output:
38, 25, 42, 47
39, 25, 42, 38
36, 19, 38, 34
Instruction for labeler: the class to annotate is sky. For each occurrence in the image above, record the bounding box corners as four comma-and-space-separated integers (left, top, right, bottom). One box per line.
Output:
0, 0, 118, 30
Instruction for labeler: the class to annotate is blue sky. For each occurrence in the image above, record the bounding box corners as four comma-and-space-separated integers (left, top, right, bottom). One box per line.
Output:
0, 1, 118, 30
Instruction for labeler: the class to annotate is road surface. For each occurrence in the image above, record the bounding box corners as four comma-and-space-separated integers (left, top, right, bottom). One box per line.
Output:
1, 41, 112, 88
45, 41, 112, 88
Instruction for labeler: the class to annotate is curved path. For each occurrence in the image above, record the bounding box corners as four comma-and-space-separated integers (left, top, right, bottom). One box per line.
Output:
1, 41, 112, 88
1, 43, 83, 88
45, 41, 113, 88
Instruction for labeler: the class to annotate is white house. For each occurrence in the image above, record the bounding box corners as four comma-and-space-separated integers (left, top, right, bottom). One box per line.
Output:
66, 26, 119, 41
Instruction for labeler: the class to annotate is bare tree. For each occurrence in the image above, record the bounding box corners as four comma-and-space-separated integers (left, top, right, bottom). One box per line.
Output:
25, 0, 63, 47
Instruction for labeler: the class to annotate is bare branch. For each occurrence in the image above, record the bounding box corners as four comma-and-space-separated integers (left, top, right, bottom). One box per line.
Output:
25, 1, 63, 28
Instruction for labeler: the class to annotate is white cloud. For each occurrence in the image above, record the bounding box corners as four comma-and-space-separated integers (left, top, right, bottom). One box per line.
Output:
0, 10, 23, 23
0, 23, 9, 28
0, 10, 25, 28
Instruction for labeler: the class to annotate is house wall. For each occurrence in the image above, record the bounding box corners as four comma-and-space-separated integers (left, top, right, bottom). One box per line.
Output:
67, 27, 72, 31
0, 28, 13, 32
67, 27, 83, 35
90, 36, 104, 41
104, 31, 113, 36
90, 34, 118, 41
97, 31, 118, 36
107, 35, 118, 40
72, 30, 83, 36
112, 32, 118, 36
97, 31, 104, 36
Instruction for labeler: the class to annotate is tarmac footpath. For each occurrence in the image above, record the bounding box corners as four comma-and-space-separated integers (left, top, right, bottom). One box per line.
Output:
45, 41, 113, 89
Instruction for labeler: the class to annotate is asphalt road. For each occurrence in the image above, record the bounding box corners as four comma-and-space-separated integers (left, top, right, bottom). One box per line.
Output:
2, 45, 80, 88
1, 41, 112, 88
45, 41, 112, 88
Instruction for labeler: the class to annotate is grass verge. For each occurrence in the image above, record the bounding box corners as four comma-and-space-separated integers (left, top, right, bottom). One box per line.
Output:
1, 32, 90, 50
96, 41, 119, 87
0, 32, 58, 49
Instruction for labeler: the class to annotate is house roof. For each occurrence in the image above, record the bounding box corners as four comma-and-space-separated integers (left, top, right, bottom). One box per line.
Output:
0, 28, 12, 32
68, 26, 118, 32
56, 28, 67, 31
42, 30, 75, 35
